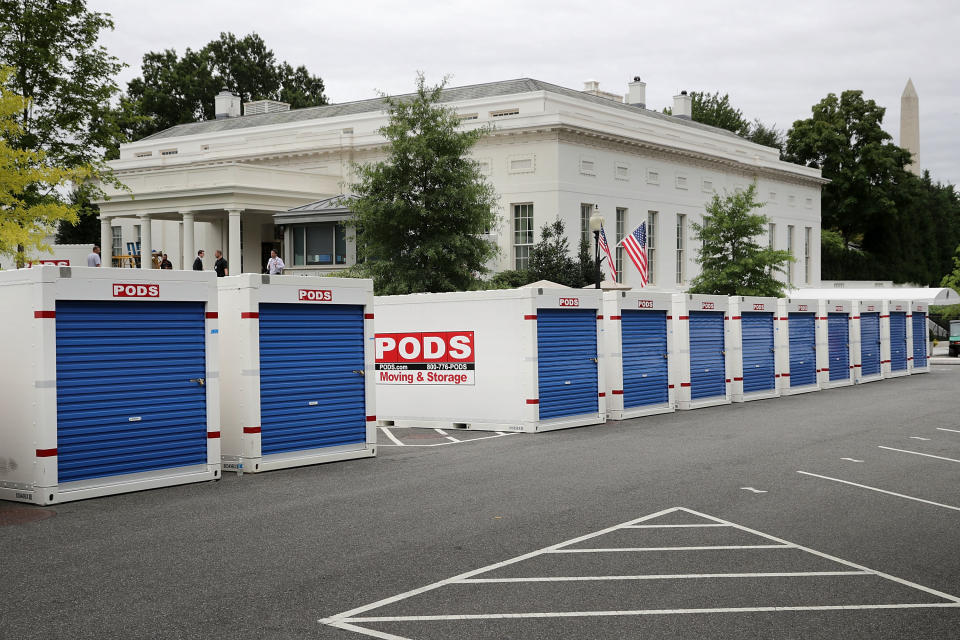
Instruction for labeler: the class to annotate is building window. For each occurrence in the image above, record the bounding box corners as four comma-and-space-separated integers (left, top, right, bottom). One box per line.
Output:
580, 203, 593, 248
508, 155, 535, 174
647, 211, 658, 285
804, 227, 812, 284
676, 214, 686, 285
513, 203, 534, 270
291, 222, 348, 266
787, 224, 795, 285
768, 223, 776, 249
111, 226, 122, 258
490, 108, 519, 118
615, 207, 626, 282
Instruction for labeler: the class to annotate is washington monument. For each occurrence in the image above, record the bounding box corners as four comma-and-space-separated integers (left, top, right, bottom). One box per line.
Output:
900, 78, 920, 175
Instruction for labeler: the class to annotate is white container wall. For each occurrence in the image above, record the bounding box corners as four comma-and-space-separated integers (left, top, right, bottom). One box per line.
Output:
672, 294, 732, 411
0, 266, 220, 505
374, 287, 605, 433
728, 296, 779, 403
777, 298, 821, 396
853, 300, 884, 384
602, 291, 675, 420
218, 275, 376, 474
818, 299, 855, 389
910, 301, 930, 374
884, 300, 911, 378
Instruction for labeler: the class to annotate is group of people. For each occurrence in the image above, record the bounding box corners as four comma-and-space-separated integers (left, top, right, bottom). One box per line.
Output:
84, 245, 285, 276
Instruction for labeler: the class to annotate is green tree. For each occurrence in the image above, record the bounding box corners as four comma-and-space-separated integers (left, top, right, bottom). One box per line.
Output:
688, 184, 792, 296
942, 244, 960, 292
0, 69, 86, 265
349, 74, 499, 294
527, 218, 582, 287
55, 188, 100, 245
0, 0, 123, 182
121, 32, 327, 145
663, 91, 783, 152
745, 119, 784, 152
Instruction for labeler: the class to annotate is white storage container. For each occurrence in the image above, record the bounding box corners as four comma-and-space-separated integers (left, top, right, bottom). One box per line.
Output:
910, 301, 930, 374
777, 298, 821, 396
818, 299, 855, 389
602, 291, 675, 420
852, 300, 884, 384
217, 275, 376, 473
0, 266, 220, 505
374, 287, 605, 433
728, 296, 779, 402
883, 299, 911, 378
671, 294, 732, 410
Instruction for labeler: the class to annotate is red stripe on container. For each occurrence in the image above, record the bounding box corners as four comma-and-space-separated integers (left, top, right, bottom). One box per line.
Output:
205, 312, 218, 319
731, 316, 741, 320
851, 316, 860, 319
34, 311, 55, 318
596, 314, 603, 320
366, 415, 376, 422
36, 448, 57, 457
725, 379, 731, 383
207, 432, 220, 439
612, 390, 624, 395
679, 315, 689, 320
526, 398, 539, 404
241, 312, 259, 319
822, 368, 830, 372
907, 357, 913, 361
880, 314, 889, 318
816, 316, 827, 320
523, 314, 537, 320
680, 382, 692, 387
668, 384, 675, 389
364, 313, 374, 319
666, 315, 673, 320
854, 364, 862, 368
598, 392, 605, 397
610, 315, 621, 320
734, 377, 743, 381
906, 314, 913, 318
782, 373, 791, 377
242, 426, 261, 434
775, 374, 781, 378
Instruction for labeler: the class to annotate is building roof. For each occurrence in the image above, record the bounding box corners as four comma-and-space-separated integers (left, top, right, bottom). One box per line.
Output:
284, 194, 357, 213
139, 78, 744, 142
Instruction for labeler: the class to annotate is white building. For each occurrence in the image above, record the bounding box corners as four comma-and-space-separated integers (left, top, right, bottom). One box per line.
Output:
96, 78, 826, 289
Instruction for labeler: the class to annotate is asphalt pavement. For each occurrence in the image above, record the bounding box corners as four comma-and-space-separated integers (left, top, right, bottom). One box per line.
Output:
3, 365, 960, 639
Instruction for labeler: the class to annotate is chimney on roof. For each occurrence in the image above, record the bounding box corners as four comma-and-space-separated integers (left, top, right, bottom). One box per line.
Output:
673, 90, 692, 119
626, 76, 646, 108
215, 89, 241, 119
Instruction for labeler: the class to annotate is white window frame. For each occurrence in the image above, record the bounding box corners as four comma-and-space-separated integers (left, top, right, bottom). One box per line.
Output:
513, 203, 534, 270
647, 211, 658, 285
615, 207, 626, 282
676, 214, 686, 285
580, 203, 593, 248
787, 224, 795, 285
804, 226, 812, 284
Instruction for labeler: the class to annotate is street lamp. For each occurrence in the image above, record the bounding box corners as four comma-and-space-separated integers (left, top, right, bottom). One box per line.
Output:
588, 205, 604, 289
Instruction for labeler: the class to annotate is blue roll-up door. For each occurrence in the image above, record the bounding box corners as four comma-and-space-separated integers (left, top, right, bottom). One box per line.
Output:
689, 311, 726, 400
860, 313, 881, 376
621, 310, 669, 408
827, 313, 850, 381
740, 312, 776, 393
537, 309, 599, 419
913, 313, 928, 368
889, 312, 908, 371
259, 304, 366, 455
788, 313, 817, 387
55, 300, 208, 483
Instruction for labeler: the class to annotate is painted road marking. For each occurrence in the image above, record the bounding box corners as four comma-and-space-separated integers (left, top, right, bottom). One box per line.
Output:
548, 545, 793, 553
798, 471, 960, 512
741, 487, 767, 494
319, 507, 960, 636
909, 436, 932, 441
380, 427, 404, 446
936, 427, 960, 434
624, 523, 730, 529
878, 446, 960, 464
840, 458, 863, 463
377, 427, 518, 448
434, 428, 460, 443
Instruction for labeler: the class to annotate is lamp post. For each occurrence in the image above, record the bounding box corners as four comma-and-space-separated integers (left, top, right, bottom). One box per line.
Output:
588, 205, 605, 289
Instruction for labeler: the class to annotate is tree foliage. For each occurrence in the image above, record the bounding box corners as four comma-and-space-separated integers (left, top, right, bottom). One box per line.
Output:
349, 74, 499, 294
664, 91, 783, 151
786, 90, 960, 285
120, 32, 327, 146
526, 217, 601, 287
0, 69, 86, 265
688, 184, 792, 296
941, 244, 960, 293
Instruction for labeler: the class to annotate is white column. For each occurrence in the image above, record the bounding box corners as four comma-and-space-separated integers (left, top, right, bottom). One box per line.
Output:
139, 214, 152, 269
227, 209, 243, 274
181, 211, 195, 270
100, 217, 113, 268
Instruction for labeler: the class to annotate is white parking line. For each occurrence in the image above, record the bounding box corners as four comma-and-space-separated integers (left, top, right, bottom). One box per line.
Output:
548, 545, 792, 553
936, 428, 960, 434
457, 571, 869, 583
878, 446, 960, 464
434, 428, 460, 443
840, 458, 863, 463
624, 523, 730, 529
377, 432, 518, 448
380, 427, 404, 446
320, 506, 960, 636
909, 436, 931, 441
797, 470, 960, 512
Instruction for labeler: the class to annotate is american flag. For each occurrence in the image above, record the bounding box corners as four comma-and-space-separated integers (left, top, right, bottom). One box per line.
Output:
598, 226, 617, 281
620, 222, 648, 287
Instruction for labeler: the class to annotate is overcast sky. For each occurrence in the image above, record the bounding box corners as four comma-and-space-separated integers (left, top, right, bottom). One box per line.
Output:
91, 0, 959, 183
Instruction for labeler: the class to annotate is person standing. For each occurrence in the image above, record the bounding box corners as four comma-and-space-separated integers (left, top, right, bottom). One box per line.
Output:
86, 245, 101, 267
214, 250, 229, 277
159, 253, 173, 269
193, 249, 204, 271
266, 249, 285, 275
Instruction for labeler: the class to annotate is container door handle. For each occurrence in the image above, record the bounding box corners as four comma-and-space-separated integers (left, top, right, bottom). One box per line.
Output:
590, 357, 598, 364
352, 369, 365, 376
189, 378, 206, 387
